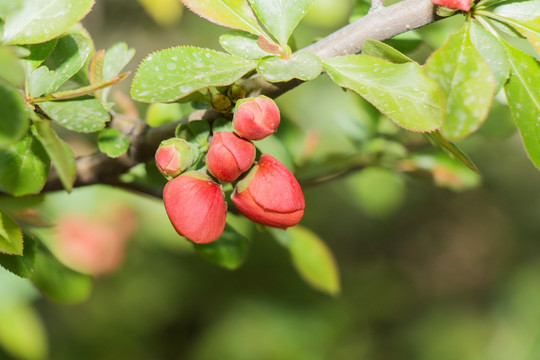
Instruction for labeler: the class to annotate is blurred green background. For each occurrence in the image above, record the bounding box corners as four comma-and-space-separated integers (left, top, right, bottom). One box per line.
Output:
2, 0, 540, 359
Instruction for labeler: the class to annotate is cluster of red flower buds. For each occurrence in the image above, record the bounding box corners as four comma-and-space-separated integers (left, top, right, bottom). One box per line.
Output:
155, 95, 305, 244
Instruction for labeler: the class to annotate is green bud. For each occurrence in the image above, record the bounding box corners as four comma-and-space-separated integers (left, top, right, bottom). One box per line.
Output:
211, 93, 232, 113
227, 84, 247, 103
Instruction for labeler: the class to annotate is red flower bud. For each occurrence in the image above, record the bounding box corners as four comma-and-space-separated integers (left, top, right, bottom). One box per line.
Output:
207, 131, 256, 182
431, 0, 471, 11
155, 138, 198, 178
233, 96, 280, 140
55, 207, 136, 276
163, 171, 227, 243
232, 154, 304, 228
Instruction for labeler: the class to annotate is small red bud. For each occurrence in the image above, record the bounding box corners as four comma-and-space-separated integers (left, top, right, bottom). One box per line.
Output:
233, 96, 280, 140
431, 0, 471, 11
207, 131, 256, 182
155, 138, 198, 178
163, 171, 227, 244
257, 36, 285, 57
232, 154, 304, 228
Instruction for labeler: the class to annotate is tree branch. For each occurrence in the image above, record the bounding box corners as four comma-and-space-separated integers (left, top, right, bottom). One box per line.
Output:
43, 0, 439, 192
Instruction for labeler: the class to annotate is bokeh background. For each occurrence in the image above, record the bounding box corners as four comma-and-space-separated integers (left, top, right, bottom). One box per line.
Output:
2, 0, 540, 359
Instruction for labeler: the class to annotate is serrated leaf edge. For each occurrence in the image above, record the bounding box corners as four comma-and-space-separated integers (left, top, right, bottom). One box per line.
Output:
131, 46, 257, 103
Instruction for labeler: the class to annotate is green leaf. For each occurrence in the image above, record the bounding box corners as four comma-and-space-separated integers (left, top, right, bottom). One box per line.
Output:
180, 0, 266, 36
88, 50, 104, 87
103, 42, 135, 80
0, 210, 23, 255
410, 152, 481, 191
493, 0, 540, 20
349, 0, 370, 22
0, 133, 50, 197
1, 0, 95, 45
20, 39, 58, 74
98, 128, 130, 158
424, 22, 495, 140
469, 20, 510, 92
8, 46, 31, 58
270, 226, 340, 296
0, 233, 36, 278
29, 33, 93, 97
288, 226, 340, 296
212, 117, 235, 133
38, 96, 109, 133
194, 224, 250, 270
0, 303, 48, 360
323, 55, 445, 132
248, 0, 314, 48
490, 1, 540, 54
489, 15, 526, 38
32, 120, 76, 192
384, 31, 423, 54
220, 30, 272, 59
28, 66, 55, 99
503, 44, 540, 169
101, 42, 135, 102
175, 119, 211, 148
131, 46, 256, 103
516, 18, 540, 54
31, 246, 92, 303
0, 82, 29, 148
146, 102, 188, 127
257, 52, 322, 82
0, 46, 25, 87
425, 130, 480, 174
362, 39, 413, 64
436, 7, 458, 17
479, 0, 509, 9
0, 1, 22, 19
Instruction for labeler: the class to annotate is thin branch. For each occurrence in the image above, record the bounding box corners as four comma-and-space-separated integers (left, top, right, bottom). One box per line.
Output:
109, 180, 165, 199
43, 0, 439, 192
299, 164, 368, 187
244, 0, 438, 98
299, 0, 437, 59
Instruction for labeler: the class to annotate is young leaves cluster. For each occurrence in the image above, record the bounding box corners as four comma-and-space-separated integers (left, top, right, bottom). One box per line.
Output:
0, 0, 134, 197
131, 0, 321, 103
326, 0, 540, 171
469, 0, 540, 169
0, 0, 131, 301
